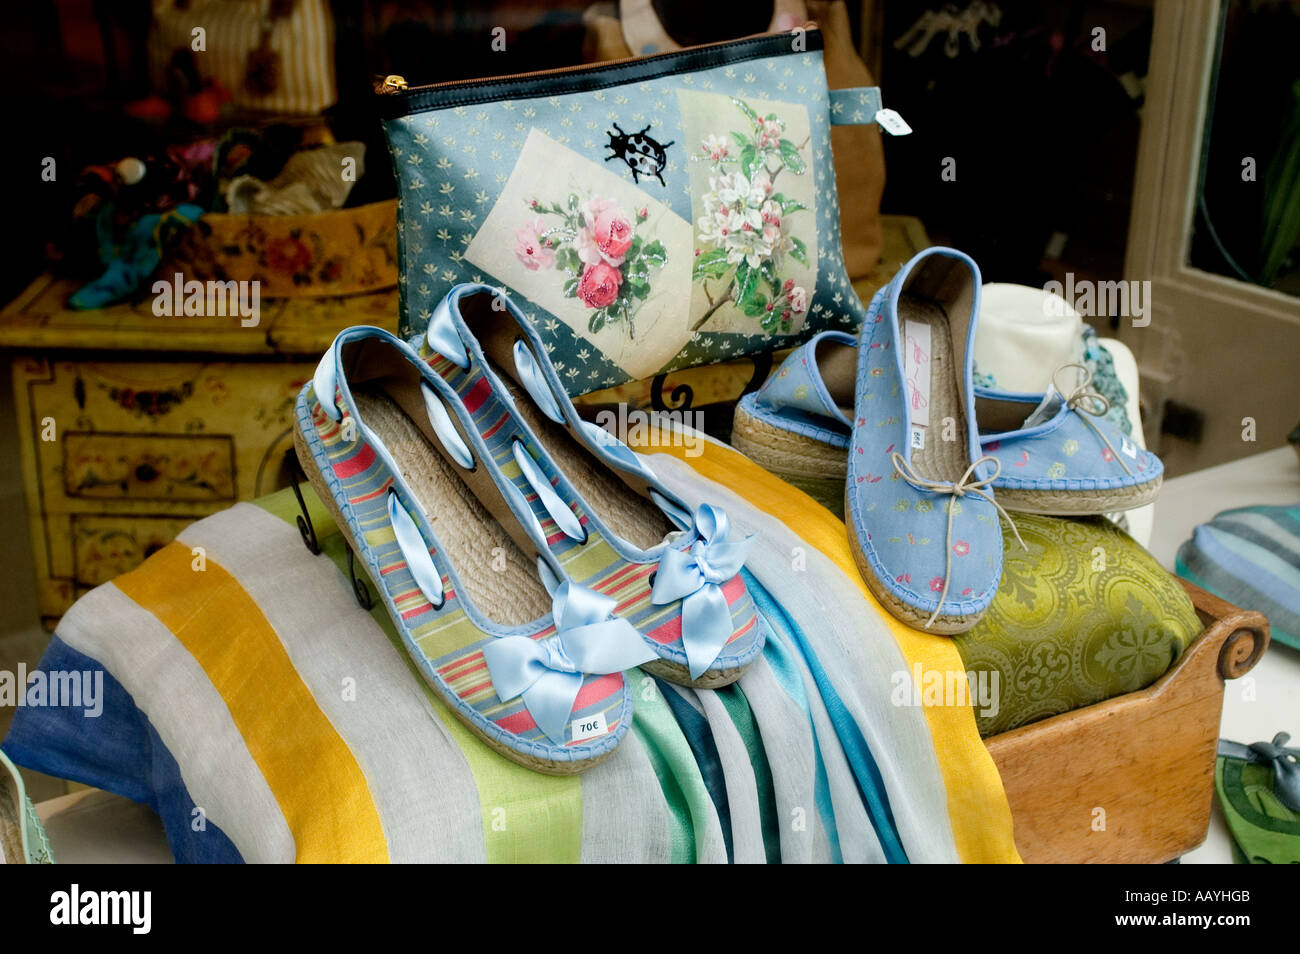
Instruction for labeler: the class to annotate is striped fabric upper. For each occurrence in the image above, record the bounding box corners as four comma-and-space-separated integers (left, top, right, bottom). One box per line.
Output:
298, 340, 631, 762
420, 349, 762, 672
412, 288, 765, 677
1177, 504, 1300, 651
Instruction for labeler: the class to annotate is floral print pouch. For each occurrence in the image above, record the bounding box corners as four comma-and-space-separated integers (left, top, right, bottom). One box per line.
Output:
378, 28, 899, 396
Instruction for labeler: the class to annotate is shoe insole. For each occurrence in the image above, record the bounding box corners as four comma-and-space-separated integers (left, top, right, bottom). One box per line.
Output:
897, 293, 968, 483
499, 372, 674, 552
352, 389, 551, 626
973, 393, 1039, 434
816, 336, 858, 422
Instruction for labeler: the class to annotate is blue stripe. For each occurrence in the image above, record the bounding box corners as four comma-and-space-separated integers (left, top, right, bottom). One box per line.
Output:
750, 587, 841, 863
654, 677, 733, 863
2, 636, 242, 863
745, 569, 909, 864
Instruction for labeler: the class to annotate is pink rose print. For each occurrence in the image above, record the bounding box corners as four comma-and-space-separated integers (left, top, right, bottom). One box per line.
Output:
575, 226, 602, 267
951, 540, 970, 557
577, 262, 622, 309
577, 196, 634, 266
525, 191, 668, 338
929, 576, 946, 593
787, 285, 808, 313
513, 217, 556, 271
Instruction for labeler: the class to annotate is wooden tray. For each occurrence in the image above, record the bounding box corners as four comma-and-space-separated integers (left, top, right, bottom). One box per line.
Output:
985, 578, 1270, 863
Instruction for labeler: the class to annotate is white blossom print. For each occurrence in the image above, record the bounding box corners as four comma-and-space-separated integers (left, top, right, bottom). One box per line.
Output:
679, 90, 818, 336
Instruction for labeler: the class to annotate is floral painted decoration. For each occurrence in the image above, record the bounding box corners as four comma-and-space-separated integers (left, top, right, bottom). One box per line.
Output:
691, 98, 810, 333
514, 195, 668, 338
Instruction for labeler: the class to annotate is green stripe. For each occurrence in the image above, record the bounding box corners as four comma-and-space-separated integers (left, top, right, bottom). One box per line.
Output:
256, 486, 584, 863
625, 669, 715, 863
715, 684, 781, 864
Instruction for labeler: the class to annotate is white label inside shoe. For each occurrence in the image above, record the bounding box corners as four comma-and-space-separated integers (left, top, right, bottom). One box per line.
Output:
875, 108, 913, 136
910, 427, 926, 450
571, 711, 608, 743
1022, 390, 1063, 429
903, 319, 932, 435
1121, 436, 1137, 459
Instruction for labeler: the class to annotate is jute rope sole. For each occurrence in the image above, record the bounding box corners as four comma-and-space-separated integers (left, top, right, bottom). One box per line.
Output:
640, 655, 744, 689
292, 413, 609, 777
731, 403, 850, 480
732, 404, 848, 516
992, 476, 1162, 516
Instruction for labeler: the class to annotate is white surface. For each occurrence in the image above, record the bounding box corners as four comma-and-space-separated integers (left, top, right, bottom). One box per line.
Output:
1147, 446, 1300, 864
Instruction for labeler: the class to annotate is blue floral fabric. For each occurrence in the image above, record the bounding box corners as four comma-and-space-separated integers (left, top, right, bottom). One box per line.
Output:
845, 249, 1004, 622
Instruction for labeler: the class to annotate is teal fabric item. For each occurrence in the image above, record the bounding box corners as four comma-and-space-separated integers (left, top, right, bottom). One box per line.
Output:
714, 684, 781, 864
1082, 329, 1132, 434
746, 570, 908, 863
748, 599, 842, 862
69, 203, 204, 310
1177, 504, 1300, 651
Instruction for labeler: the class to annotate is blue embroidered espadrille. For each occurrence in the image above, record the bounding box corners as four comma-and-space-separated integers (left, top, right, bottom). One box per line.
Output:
974, 363, 1163, 514
845, 247, 1024, 633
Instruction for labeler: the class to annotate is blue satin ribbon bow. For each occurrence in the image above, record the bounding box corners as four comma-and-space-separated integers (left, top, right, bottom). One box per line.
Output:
481, 581, 655, 744
1219, 732, 1300, 812
650, 504, 754, 680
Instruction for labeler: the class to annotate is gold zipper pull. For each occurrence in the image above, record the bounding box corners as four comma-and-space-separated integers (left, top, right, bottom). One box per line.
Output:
378, 74, 408, 94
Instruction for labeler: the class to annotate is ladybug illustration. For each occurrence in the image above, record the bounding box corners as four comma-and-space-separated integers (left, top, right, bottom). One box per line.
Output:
604, 123, 674, 186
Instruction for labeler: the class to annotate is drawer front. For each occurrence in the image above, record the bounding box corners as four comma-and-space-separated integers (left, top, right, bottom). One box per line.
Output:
64, 432, 236, 501
13, 356, 312, 623
73, 514, 199, 587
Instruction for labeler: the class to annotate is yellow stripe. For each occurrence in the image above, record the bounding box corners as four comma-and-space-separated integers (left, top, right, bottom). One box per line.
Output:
115, 543, 390, 863
636, 438, 1021, 864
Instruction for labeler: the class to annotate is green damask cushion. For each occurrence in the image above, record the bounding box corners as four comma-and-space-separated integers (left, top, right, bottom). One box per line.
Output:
952, 514, 1202, 738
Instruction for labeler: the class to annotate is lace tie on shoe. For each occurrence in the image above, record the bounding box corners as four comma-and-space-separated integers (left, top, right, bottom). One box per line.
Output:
1057, 363, 1135, 476
889, 452, 1027, 629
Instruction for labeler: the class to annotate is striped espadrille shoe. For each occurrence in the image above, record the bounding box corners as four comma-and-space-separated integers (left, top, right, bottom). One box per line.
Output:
412, 284, 766, 688
295, 326, 656, 775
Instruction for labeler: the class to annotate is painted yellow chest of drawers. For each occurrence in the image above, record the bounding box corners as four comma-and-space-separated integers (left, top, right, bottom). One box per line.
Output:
1, 275, 399, 626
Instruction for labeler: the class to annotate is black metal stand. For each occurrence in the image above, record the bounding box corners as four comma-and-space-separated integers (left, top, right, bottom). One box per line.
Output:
284, 448, 373, 611
284, 448, 320, 555
346, 546, 374, 611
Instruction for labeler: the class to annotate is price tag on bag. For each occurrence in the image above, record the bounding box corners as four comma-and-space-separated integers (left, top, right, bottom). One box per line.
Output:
875, 108, 913, 136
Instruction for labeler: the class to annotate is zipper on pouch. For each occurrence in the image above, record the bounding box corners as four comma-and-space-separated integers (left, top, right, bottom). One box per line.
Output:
373, 28, 824, 113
